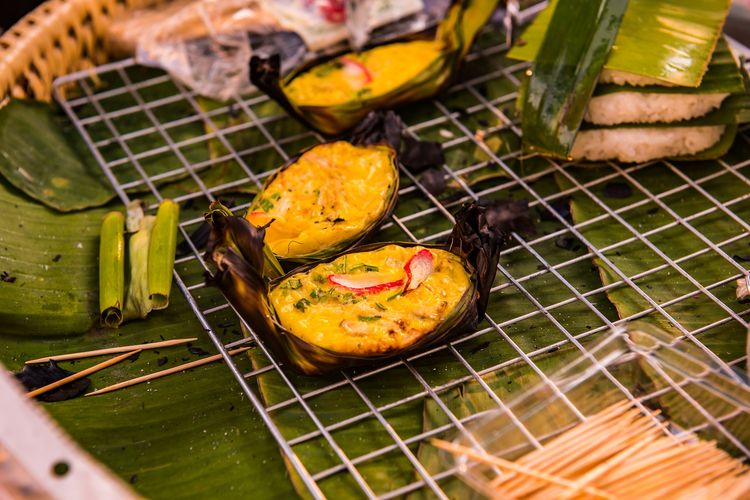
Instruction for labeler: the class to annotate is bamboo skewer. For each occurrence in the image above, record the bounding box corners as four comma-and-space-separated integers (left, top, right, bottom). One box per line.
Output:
430, 439, 615, 499
27, 349, 141, 399
25, 338, 198, 364
86, 347, 251, 396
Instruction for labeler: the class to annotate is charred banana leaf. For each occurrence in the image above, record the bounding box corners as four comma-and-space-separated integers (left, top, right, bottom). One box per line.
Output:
250, 0, 500, 135
206, 200, 531, 375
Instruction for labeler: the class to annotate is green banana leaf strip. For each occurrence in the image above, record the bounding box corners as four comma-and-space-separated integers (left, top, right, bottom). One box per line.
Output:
0, 100, 114, 212
520, 0, 628, 157
510, 0, 732, 88
594, 38, 745, 96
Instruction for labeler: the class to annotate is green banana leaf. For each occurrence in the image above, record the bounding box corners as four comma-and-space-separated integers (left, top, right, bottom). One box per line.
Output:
0, 177, 102, 336
509, 0, 732, 87
554, 160, 749, 358
0, 293, 295, 498
0, 173, 297, 497
594, 37, 745, 95
0, 101, 114, 211
519, 0, 628, 157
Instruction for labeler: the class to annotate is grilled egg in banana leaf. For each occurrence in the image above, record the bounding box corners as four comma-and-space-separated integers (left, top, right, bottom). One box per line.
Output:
244, 111, 400, 263
250, 0, 500, 135
205, 200, 532, 375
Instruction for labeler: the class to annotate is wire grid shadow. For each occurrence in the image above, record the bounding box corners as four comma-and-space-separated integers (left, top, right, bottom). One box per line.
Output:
52, 20, 750, 500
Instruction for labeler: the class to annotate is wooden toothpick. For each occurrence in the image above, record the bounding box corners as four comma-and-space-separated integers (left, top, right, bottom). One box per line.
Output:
27, 349, 142, 399
25, 338, 198, 364
86, 347, 251, 397
430, 439, 615, 499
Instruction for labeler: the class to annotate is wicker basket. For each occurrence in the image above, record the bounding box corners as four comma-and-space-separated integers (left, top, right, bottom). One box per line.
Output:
0, 0, 160, 102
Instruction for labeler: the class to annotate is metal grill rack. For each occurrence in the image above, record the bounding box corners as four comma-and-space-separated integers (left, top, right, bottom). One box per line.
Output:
53, 12, 750, 498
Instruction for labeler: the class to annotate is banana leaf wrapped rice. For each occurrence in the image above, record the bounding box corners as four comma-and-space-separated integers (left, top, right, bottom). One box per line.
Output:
205, 200, 532, 375
250, 0, 500, 135
509, 0, 750, 163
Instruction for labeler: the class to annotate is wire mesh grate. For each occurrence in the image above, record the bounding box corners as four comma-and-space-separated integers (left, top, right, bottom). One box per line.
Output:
53, 12, 750, 498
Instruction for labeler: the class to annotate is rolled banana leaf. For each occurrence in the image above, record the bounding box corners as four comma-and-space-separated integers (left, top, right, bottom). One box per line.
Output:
244, 111, 401, 263
206, 200, 532, 375
518, 0, 629, 158
250, 0, 500, 135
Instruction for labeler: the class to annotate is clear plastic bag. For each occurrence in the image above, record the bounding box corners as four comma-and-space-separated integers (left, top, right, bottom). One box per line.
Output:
442, 322, 750, 496
129, 0, 431, 101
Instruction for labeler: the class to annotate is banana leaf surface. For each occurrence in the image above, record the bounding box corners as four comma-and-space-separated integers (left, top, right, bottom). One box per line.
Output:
0, 101, 114, 211
509, 0, 733, 87
3, 10, 750, 500
0, 174, 295, 497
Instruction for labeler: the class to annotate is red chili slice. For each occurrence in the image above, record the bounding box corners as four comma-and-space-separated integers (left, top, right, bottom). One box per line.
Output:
340, 56, 373, 85
328, 273, 403, 295
320, 0, 345, 23
404, 249, 434, 291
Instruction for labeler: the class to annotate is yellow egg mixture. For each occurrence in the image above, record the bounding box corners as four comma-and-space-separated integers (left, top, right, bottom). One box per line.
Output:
246, 141, 396, 259
284, 41, 443, 107
268, 245, 472, 355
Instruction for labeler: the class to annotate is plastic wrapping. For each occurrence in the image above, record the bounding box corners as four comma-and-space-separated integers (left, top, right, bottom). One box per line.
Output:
205, 199, 532, 375
442, 323, 750, 496
250, 0, 500, 134
126, 0, 433, 100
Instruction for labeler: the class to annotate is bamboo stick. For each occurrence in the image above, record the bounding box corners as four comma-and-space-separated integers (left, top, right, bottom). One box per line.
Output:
431, 439, 615, 499
86, 347, 250, 396
25, 338, 198, 364
27, 350, 141, 399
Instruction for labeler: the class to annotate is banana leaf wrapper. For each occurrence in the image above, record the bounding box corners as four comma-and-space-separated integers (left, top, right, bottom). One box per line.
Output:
576, 64, 750, 162
206, 200, 531, 375
250, 0, 499, 135
518, 0, 629, 157
509, 0, 732, 88
245, 111, 402, 263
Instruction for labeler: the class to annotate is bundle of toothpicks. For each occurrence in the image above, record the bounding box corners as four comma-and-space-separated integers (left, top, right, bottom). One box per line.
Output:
434, 400, 750, 499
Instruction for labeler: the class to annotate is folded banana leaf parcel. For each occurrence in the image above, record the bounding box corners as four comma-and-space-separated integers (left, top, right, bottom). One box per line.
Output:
509, 0, 750, 163
250, 0, 500, 135
205, 200, 532, 375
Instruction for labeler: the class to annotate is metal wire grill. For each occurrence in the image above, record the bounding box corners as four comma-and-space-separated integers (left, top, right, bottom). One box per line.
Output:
52, 12, 750, 498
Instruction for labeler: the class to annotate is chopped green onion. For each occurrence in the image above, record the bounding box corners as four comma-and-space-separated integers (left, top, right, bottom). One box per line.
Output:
280, 278, 302, 290
375, 302, 387, 311
294, 298, 311, 312
386, 291, 402, 302
258, 198, 274, 211
349, 263, 379, 273
358, 315, 381, 322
